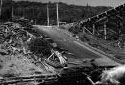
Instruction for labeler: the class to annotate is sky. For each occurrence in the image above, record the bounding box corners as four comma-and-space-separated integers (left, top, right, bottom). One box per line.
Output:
14, 0, 125, 7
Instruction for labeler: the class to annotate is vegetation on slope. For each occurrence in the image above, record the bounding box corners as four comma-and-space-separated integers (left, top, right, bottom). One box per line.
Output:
1, 0, 111, 24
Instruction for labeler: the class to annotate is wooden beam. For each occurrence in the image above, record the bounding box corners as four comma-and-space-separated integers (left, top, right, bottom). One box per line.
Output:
84, 26, 93, 35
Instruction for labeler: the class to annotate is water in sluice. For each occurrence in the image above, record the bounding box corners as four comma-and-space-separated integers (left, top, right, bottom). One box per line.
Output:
40, 76, 92, 85
40, 70, 100, 85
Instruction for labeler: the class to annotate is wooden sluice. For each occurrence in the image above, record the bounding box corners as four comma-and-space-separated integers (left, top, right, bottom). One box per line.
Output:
0, 74, 58, 84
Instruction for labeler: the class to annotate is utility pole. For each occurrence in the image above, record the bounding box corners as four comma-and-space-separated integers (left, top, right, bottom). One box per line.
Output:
0, 0, 2, 16
47, 4, 50, 26
56, 2, 59, 27
11, 0, 14, 21
12, 6, 14, 18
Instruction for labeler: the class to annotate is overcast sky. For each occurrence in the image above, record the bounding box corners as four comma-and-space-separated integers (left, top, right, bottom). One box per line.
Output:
14, 0, 125, 7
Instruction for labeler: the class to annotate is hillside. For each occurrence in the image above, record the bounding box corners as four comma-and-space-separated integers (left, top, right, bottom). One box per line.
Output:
1, 1, 112, 24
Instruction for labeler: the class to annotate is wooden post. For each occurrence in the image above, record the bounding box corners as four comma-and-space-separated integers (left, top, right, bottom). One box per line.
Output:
83, 26, 85, 34
117, 19, 122, 35
104, 23, 107, 40
92, 24, 95, 35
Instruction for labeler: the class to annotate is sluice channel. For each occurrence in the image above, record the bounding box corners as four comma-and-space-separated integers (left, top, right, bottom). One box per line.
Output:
39, 66, 114, 85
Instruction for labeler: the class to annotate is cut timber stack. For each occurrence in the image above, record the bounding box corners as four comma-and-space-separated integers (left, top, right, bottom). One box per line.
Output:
0, 21, 58, 85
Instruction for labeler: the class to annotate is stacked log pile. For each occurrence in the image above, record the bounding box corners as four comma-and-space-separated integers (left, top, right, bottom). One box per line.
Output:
0, 22, 60, 84
0, 22, 34, 54
0, 20, 73, 85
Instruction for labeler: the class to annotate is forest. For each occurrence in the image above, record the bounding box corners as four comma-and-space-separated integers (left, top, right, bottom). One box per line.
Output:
1, 0, 112, 25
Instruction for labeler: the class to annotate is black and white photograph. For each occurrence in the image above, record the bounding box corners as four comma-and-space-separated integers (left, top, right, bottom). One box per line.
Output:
0, 0, 125, 85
